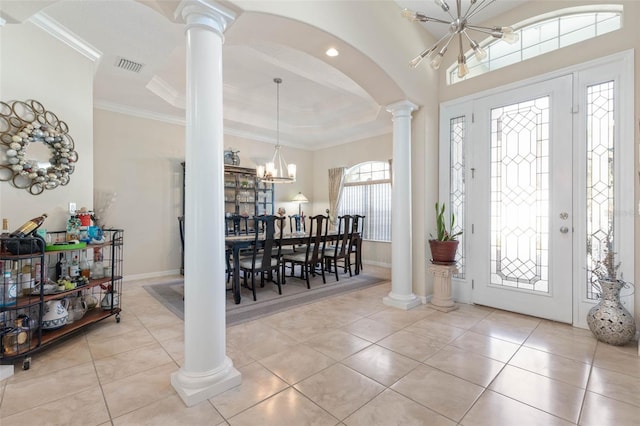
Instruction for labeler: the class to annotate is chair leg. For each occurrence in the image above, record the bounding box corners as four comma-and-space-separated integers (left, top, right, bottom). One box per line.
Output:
304, 263, 311, 289
320, 259, 326, 284
251, 272, 257, 301
275, 267, 282, 294
332, 258, 339, 281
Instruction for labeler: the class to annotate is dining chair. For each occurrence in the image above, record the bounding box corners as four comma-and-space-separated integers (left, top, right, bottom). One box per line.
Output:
238, 215, 283, 301
351, 214, 365, 273
288, 214, 306, 234
226, 214, 249, 236
324, 215, 353, 281
282, 214, 328, 289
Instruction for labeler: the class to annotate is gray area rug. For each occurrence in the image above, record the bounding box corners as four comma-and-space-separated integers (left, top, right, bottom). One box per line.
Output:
144, 272, 386, 326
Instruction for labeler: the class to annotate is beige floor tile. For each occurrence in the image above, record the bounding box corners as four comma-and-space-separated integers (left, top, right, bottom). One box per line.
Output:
0, 385, 109, 426
593, 340, 640, 377
260, 344, 335, 385
344, 389, 455, 426
113, 394, 224, 426
305, 329, 372, 360
426, 310, 485, 330
450, 330, 521, 362
85, 313, 145, 343
1, 361, 98, 418
146, 320, 185, 342
509, 346, 591, 388
587, 366, 640, 407
391, 364, 484, 422
342, 344, 419, 386
461, 389, 574, 426
227, 321, 298, 359
158, 335, 185, 365
403, 318, 466, 344
227, 387, 338, 426
94, 342, 173, 384
367, 308, 431, 330
340, 317, 400, 343
579, 390, 640, 426
88, 327, 157, 360
101, 362, 178, 418
377, 330, 446, 362
226, 345, 255, 369
294, 363, 385, 420
8, 333, 92, 381
210, 361, 289, 418
489, 365, 585, 423
424, 346, 505, 387
524, 327, 597, 364
470, 318, 537, 344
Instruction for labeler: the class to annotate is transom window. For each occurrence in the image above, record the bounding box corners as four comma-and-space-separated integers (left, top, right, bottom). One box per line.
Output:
338, 161, 391, 241
448, 5, 622, 85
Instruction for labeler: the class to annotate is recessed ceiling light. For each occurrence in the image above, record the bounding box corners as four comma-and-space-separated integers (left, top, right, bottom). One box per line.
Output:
325, 47, 339, 57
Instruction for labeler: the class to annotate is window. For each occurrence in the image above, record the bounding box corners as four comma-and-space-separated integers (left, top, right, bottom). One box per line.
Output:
447, 5, 622, 85
338, 161, 391, 241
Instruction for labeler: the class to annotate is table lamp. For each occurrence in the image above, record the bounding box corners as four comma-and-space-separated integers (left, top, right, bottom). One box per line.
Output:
292, 192, 308, 217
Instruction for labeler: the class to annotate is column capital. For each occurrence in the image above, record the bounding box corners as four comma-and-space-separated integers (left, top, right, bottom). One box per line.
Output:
176, 0, 236, 37
386, 100, 419, 117
428, 263, 459, 278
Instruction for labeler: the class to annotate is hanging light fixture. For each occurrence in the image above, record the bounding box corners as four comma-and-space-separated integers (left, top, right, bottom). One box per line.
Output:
257, 78, 296, 183
402, 0, 519, 78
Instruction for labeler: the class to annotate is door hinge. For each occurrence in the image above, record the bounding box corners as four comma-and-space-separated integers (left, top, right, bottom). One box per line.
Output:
471, 224, 474, 234
471, 167, 475, 178
471, 113, 475, 123
572, 104, 579, 114
472, 279, 474, 289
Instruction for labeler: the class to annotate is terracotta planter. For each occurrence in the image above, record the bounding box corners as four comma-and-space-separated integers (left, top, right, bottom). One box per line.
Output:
429, 240, 459, 264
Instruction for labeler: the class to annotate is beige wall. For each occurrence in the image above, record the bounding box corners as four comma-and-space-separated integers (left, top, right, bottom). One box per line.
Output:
0, 22, 94, 233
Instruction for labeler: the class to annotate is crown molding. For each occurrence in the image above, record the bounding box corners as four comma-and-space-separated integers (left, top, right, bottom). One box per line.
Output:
146, 76, 186, 109
29, 12, 102, 63
94, 100, 186, 126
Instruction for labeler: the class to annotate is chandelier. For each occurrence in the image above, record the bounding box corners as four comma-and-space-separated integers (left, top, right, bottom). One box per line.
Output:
402, 0, 519, 78
256, 78, 296, 183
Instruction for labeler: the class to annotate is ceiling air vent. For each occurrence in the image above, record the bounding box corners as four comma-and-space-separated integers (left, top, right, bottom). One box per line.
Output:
115, 57, 144, 73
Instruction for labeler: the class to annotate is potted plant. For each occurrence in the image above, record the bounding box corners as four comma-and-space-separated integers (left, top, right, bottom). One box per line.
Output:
586, 233, 636, 345
429, 202, 462, 264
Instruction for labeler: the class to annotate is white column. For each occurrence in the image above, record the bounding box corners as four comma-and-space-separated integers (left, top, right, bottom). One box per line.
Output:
383, 100, 421, 310
171, 0, 240, 407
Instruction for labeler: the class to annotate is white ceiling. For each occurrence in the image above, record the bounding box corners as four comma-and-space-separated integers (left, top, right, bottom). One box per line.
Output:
0, 0, 526, 150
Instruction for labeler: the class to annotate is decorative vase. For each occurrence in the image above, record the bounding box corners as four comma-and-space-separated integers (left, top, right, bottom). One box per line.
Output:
587, 279, 636, 346
429, 240, 459, 264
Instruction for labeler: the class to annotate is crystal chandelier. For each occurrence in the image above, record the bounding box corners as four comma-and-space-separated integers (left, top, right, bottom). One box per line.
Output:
257, 78, 296, 183
402, 0, 519, 78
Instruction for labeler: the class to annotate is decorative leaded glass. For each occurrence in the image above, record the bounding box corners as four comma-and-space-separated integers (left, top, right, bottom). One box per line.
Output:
490, 96, 550, 293
450, 116, 465, 278
586, 81, 615, 299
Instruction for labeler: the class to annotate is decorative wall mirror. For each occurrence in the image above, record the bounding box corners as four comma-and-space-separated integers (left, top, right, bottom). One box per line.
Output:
0, 99, 78, 195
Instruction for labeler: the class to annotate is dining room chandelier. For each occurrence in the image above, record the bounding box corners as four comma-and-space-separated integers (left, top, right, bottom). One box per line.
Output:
402, 0, 519, 78
257, 78, 296, 183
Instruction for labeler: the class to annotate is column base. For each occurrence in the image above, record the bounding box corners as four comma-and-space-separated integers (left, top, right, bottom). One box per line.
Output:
428, 302, 459, 313
171, 356, 241, 407
383, 292, 421, 310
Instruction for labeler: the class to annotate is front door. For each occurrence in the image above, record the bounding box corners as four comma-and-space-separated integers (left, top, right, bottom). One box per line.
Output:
469, 75, 573, 323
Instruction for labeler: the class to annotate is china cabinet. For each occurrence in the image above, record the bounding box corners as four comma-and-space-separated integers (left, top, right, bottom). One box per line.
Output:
0, 229, 123, 371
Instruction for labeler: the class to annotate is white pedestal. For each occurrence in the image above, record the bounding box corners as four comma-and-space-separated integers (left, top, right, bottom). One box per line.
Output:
428, 264, 459, 312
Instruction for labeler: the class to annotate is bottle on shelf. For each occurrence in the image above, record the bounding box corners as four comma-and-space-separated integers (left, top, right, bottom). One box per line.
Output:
91, 247, 104, 279
69, 256, 80, 278
10, 213, 48, 238
1, 270, 17, 307
55, 253, 67, 280
80, 252, 90, 279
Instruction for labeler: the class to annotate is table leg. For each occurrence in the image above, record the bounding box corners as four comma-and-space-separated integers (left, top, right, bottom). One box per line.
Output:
233, 246, 241, 304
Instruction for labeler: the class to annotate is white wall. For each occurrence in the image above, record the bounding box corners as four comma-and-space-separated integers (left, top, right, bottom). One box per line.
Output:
0, 22, 94, 233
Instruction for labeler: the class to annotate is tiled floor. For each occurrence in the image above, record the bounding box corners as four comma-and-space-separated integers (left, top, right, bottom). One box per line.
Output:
1, 266, 639, 425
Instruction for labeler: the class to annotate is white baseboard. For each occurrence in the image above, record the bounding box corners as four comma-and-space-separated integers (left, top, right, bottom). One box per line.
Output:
363, 260, 391, 268
124, 269, 181, 282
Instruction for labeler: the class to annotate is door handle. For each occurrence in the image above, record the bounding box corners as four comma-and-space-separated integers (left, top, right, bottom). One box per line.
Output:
560, 226, 569, 234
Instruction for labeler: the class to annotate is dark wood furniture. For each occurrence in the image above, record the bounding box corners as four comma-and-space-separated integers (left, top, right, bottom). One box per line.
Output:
324, 215, 353, 281
281, 215, 329, 289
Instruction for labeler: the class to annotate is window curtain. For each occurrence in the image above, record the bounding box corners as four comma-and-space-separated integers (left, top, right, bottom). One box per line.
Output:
328, 167, 345, 229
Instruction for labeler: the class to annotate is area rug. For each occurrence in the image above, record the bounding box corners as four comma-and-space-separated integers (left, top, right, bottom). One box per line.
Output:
144, 272, 387, 326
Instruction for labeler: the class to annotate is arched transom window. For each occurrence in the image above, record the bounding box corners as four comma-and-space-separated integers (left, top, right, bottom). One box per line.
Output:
447, 5, 623, 85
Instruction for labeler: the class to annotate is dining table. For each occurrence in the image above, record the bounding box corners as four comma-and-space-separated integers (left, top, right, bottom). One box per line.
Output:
225, 231, 361, 304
